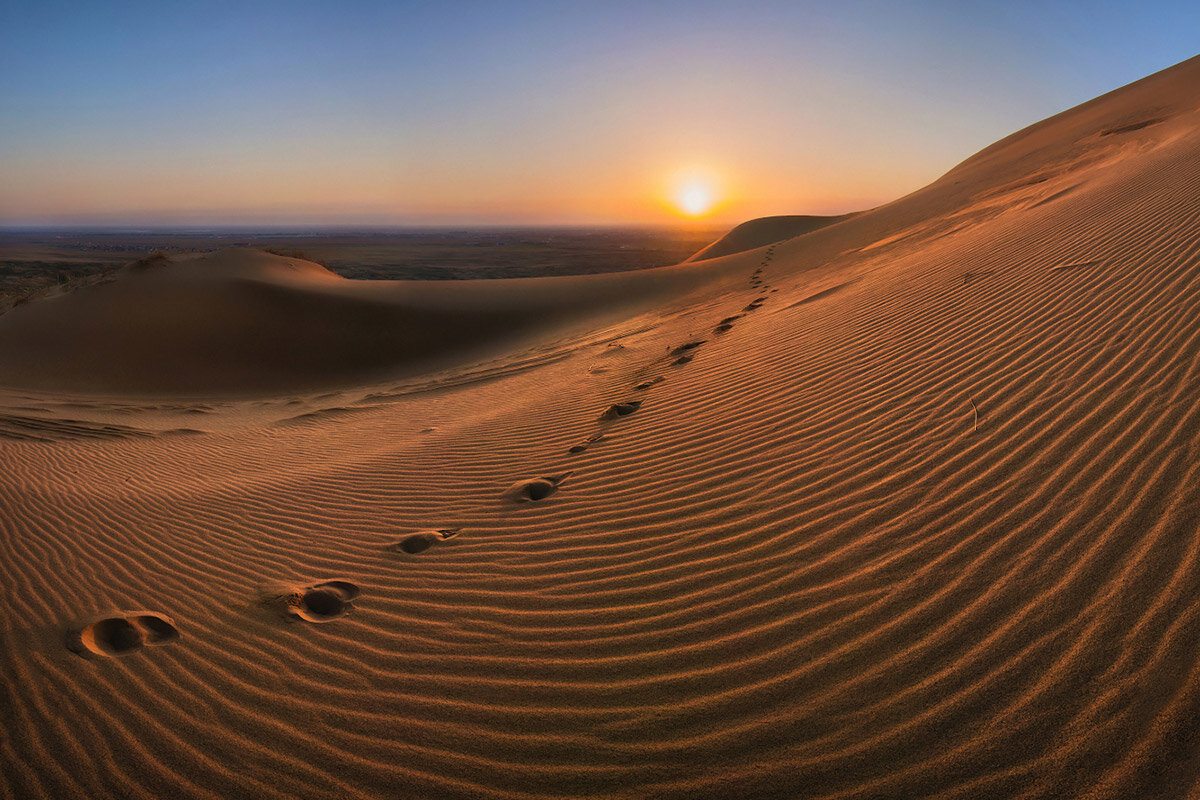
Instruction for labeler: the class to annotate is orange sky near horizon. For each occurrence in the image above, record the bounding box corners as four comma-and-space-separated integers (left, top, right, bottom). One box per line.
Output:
0, 128, 922, 227
2, 2, 1196, 228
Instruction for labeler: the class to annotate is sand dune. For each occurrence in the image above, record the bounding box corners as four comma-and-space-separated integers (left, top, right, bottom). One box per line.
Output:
0, 247, 744, 394
4, 54, 1200, 799
686, 213, 857, 262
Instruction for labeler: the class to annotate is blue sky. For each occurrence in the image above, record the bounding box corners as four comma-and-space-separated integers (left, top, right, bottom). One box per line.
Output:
1, 0, 1197, 225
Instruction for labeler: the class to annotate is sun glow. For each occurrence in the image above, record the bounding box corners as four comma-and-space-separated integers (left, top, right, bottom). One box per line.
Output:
671, 170, 720, 217
677, 181, 713, 216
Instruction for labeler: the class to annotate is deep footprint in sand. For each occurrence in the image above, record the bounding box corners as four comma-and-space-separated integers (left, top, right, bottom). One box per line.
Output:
670, 340, 706, 355
505, 472, 572, 502
568, 434, 606, 454
388, 528, 462, 555
634, 376, 664, 391
714, 323, 734, 333
601, 400, 642, 420
68, 611, 180, 657
264, 580, 361, 623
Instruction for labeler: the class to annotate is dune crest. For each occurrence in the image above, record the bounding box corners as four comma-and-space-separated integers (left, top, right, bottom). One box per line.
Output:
687, 213, 857, 262
5, 54, 1200, 800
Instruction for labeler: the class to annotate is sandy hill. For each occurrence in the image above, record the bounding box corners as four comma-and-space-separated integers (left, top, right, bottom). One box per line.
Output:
0, 246, 745, 394
4, 54, 1200, 800
686, 213, 857, 262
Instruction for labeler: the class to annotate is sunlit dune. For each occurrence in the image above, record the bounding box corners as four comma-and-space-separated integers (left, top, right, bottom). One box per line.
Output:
6, 53, 1200, 800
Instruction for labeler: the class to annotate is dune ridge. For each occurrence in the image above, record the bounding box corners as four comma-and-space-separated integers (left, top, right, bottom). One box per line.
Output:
4, 54, 1200, 799
0, 246, 748, 395
686, 213, 857, 262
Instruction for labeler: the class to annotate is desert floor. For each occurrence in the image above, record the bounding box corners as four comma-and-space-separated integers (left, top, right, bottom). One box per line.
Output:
3, 56, 1200, 799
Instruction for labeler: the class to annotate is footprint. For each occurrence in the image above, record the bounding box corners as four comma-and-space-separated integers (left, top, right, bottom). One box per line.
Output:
504, 471, 572, 502
634, 377, 664, 391
670, 340, 706, 355
68, 611, 180, 657
263, 580, 361, 623
568, 434, 605, 454
714, 323, 734, 333
672, 355, 694, 366
601, 401, 642, 420
719, 315, 742, 325
388, 528, 462, 555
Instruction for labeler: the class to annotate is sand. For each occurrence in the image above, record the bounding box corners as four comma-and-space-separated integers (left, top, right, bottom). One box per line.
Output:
4, 54, 1200, 799
685, 213, 856, 262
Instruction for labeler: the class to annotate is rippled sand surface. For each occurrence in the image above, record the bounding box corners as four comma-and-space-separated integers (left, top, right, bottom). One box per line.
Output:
4, 55, 1200, 800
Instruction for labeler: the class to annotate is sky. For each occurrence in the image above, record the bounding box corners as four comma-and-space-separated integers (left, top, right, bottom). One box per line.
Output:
1, 0, 1198, 227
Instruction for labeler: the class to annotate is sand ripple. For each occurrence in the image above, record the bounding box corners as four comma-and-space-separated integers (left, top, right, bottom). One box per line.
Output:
4, 55, 1200, 800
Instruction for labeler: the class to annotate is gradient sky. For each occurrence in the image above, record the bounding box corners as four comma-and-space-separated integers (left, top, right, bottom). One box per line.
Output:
1, 0, 1197, 226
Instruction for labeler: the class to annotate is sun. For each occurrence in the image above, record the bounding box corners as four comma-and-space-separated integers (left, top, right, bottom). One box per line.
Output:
671, 172, 720, 217
676, 179, 714, 216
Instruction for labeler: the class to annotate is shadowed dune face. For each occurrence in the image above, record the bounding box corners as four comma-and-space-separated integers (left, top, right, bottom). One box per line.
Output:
6, 53, 1200, 800
0, 246, 742, 395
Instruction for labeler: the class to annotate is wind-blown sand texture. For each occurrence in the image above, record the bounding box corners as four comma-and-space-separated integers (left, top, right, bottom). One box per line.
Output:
4, 55, 1200, 799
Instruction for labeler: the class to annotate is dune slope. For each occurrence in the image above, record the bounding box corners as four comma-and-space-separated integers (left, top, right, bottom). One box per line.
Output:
0, 247, 743, 395
4, 54, 1200, 800
687, 213, 856, 262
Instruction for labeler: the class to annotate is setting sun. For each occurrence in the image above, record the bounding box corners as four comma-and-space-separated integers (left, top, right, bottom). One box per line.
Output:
670, 170, 721, 217
676, 179, 714, 216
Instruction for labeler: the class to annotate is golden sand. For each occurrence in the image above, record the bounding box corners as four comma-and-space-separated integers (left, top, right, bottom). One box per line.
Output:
3, 55, 1200, 799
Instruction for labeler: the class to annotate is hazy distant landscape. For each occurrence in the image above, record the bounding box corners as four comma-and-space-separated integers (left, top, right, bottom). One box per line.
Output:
0, 226, 723, 310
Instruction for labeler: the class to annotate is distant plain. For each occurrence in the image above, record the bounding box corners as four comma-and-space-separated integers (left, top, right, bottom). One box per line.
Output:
0, 227, 724, 311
